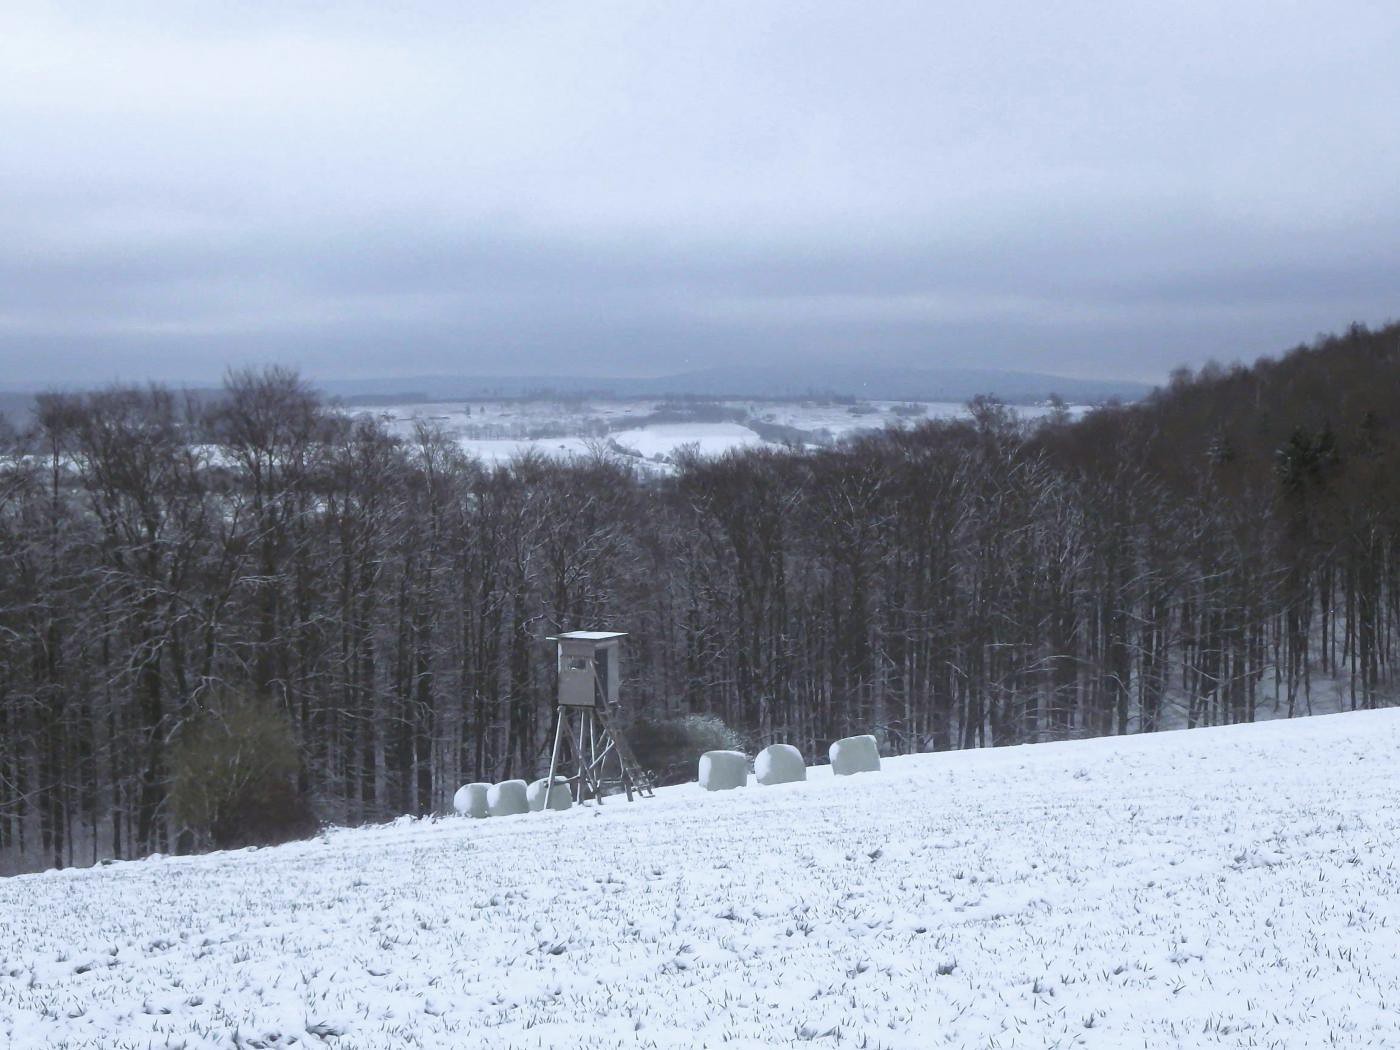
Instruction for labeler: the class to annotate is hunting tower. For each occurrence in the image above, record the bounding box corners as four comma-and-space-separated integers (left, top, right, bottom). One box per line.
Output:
544, 631, 653, 804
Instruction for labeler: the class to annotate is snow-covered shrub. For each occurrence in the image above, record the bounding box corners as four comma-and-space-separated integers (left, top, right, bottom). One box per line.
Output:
755, 744, 806, 786
626, 713, 745, 786
699, 750, 748, 791
170, 690, 317, 850
829, 734, 881, 775
486, 780, 529, 817
453, 783, 491, 818
527, 777, 572, 811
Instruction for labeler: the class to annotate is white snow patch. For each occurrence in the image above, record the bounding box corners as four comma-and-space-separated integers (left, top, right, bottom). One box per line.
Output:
456, 436, 595, 464
608, 422, 764, 459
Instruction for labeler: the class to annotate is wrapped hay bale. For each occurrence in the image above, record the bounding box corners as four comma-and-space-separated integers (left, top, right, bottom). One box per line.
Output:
754, 743, 806, 786
527, 776, 572, 812
486, 779, 529, 817
698, 750, 748, 791
829, 734, 881, 776
453, 782, 492, 818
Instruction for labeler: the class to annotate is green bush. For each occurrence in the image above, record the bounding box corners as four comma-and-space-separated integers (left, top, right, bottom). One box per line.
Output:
626, 713, 745, 786
170, 692, 317, 850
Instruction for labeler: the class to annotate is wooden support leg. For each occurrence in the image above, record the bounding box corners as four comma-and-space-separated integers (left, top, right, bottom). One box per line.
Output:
564, 711, 586, 803
587, 710, 603, 805
545, 707, 566, 813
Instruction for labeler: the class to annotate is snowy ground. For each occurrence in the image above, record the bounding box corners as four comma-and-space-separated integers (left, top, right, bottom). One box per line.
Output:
6, 710, 1400, 1049
356, 398, 1080, 467
607, 421, 767, 459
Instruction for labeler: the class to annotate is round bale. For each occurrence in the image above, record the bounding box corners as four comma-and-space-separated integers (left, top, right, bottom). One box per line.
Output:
486, 779, 529, 817
754, 743, 806, 786
453, 782, 492, 818
698, 750, 748, 791
527, 776, 573, 812
829, 734, 881, 776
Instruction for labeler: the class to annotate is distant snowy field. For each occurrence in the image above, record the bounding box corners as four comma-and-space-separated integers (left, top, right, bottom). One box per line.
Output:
354, 398, 1079, 467
7, 711, 1400, 1048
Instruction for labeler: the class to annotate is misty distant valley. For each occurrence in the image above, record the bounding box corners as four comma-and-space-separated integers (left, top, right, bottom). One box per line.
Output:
351, 395, 1083, 469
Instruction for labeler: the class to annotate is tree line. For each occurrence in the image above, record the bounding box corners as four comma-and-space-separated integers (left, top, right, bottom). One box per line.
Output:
3, 322, 1399, 873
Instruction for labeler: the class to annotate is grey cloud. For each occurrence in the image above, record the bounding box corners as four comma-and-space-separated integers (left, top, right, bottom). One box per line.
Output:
1, 2, 1397, 387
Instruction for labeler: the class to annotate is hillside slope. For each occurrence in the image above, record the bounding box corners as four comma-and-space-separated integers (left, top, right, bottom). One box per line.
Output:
4, 711, 1400, 1048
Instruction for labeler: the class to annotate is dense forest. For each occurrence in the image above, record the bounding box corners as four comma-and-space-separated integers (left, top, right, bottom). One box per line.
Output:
2, 321, 1399, 873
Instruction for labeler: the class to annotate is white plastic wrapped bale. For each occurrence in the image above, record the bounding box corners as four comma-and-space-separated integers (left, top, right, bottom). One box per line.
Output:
453, 782, 492, 818
829, 734, 881, 776
698, 750, 748, 791
527, 776, 572, 811
486, 779, 529, 817
754, 743, 806, 786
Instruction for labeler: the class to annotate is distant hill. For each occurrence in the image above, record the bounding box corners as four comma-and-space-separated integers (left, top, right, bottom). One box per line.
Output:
0, 366, 1150, 423
644, 365, 1149, 402
318, 366, 1150, 404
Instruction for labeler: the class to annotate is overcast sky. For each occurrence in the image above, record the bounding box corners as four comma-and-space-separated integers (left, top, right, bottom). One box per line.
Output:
2, 2, 1397, 387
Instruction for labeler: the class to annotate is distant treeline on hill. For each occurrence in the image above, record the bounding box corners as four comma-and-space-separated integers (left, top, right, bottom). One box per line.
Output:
318, 364, 1150, 405
2, 321, 1398, 873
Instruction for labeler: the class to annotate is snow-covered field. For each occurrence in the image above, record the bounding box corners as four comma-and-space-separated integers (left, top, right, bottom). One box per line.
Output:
6, 710, 1400, 1048
357, 398, 1080, 467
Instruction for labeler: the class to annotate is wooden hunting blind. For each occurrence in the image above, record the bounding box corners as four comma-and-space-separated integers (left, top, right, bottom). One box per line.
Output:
554, 631, 623, 707
545, 631, 653, 805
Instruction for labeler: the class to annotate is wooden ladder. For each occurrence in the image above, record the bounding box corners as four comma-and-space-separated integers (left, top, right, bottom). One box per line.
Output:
593, 705, 655, 800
